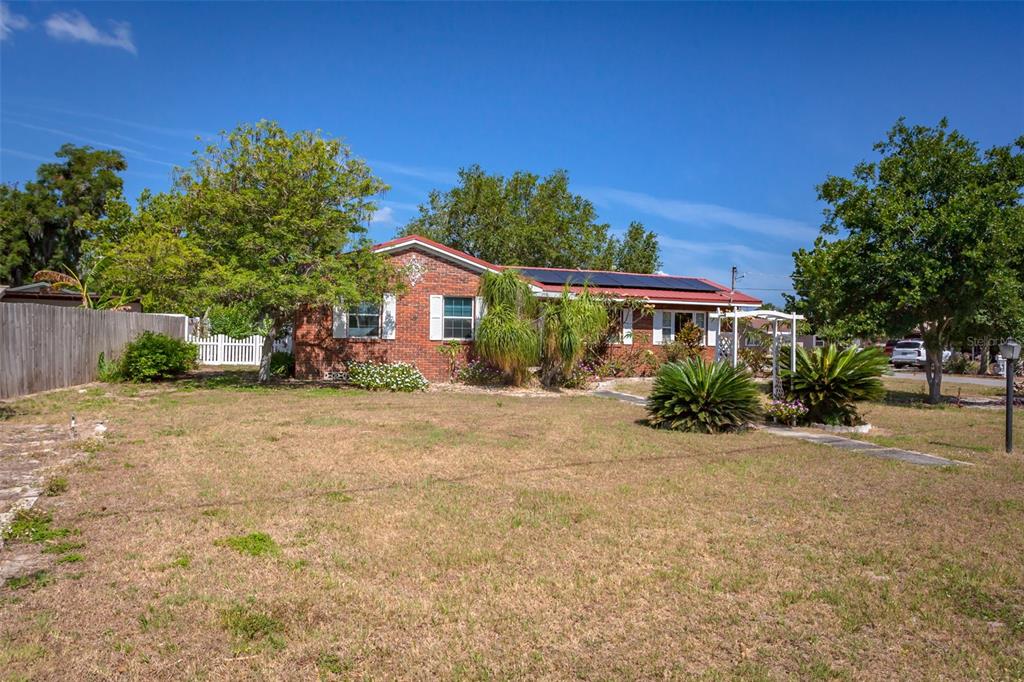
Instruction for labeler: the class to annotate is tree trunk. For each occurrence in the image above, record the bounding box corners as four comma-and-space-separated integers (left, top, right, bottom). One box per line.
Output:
922, 339, 943, 404
257, 321, 276, 384
978, 341, 990, 375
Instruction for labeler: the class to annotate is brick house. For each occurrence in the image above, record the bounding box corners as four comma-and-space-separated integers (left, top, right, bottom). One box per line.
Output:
294, 235, 762, 382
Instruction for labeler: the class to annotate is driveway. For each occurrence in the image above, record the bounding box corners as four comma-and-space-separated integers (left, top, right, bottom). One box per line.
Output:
889, 370, 1008, 388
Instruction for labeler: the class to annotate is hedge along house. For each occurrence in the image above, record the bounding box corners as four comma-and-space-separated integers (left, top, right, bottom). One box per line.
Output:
293, 235, 762, 382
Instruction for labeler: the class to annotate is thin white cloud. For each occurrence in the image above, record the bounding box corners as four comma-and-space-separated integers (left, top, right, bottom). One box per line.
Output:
19, 102, 212, 139
658, 234, 796, 297
5, 118, 178, 167
44, 10, 135, 54
370, 160, 457, 186
1, 2, 29, 40
587, 186, 818, 243
1, 147, 52, 164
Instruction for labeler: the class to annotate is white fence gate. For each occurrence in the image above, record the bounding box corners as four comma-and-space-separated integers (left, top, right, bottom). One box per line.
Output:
187, 333, 264, 366
185, 329, 293, 366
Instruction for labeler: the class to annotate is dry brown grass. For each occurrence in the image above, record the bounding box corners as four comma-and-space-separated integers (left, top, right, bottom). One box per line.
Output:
1, 375, 1023, 679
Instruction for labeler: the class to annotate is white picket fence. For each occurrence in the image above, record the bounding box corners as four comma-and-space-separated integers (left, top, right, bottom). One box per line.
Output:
187, 333, 264, 365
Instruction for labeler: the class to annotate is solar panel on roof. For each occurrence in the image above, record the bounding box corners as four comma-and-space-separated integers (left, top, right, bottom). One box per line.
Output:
513, 268, 720, 293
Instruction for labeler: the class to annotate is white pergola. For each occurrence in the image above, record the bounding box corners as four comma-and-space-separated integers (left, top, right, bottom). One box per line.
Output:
710, 308, 805, 397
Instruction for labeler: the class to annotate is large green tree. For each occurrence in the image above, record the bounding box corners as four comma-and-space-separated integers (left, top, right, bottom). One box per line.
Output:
400, 165, 661, 272
791, 119, 1024, 403
0, 144, 126, 285
90, 121, 396, 382
614, 220, 662, 273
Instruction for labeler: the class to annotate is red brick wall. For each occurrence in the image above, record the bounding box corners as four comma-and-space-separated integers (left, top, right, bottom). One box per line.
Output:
294, 248, 482, 382
605, 310, 717, 370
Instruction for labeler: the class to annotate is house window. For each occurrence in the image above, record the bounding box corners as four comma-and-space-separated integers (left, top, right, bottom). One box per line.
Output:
347, 302, 380, 338
661, 311, 707, 344
443, 296, 474, 340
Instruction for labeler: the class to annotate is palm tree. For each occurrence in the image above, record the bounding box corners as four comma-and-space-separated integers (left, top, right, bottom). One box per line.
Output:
33, 261, 130, 310
539, 285, 607, 386
475, 270, 540, 385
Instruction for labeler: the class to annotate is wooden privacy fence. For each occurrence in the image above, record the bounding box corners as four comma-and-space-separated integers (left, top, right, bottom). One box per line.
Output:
0, 304, 187, 399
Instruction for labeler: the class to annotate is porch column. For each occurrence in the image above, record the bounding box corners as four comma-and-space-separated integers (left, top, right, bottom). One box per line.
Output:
790, 312, 798, 392
729, 311, 737, 367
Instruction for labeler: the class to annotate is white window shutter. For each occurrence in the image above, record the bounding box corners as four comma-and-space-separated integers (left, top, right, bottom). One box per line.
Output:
706, 313, 719, 348
652, 310, 663, 345
621, 308, 633, 345
382, 293, 397, 340
429, 295, 443, 340
474, 296, 485, 338
332, 301, 348, 339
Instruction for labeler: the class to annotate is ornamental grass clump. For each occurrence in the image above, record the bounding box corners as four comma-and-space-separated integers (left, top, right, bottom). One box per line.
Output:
647, 358, 762, 433
782, 345, 887, 425
346, 361, 428, 392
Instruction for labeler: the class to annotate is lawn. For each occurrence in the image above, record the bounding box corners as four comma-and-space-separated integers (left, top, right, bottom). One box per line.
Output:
1, 375, 1023, 679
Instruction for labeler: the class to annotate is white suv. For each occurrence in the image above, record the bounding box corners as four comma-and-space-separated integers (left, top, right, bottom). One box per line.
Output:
891, 339, 951, 369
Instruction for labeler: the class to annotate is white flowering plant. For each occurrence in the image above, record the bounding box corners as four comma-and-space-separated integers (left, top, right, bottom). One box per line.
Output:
346, 361, 428, 392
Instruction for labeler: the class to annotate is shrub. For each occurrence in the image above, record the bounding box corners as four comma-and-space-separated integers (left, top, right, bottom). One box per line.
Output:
944, 354, 978, 375
437, 340, 462, 381
664, 322, 704, 363
739, 346, 771, 376
269, 351, 294, 378
117, 332, 198, 382
457, 360, 505, 386
647, 359, 762, 433
347, 361, 428, 392
782, 346, 887, 425
764, 399, 809, 425
96, 352, 119, 382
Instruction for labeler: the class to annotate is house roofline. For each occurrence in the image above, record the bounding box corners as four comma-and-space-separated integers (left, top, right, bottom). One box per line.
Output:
372, 234, 761, 304
373, 234, 502, 274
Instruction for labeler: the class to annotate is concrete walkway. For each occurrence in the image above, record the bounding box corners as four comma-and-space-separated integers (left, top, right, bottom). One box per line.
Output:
591, 389, 648, 406
590, 387, 965, 467
761, 427, 966, 467
890, 371, 1006, 388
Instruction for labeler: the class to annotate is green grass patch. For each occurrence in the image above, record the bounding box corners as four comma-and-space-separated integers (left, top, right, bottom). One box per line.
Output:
317, 651, 348, 675
220, 600, 285, 651
304, 415, 357, 427
44, 477, 69, 496
4, 570, 52, 590
3, 510, 73, 544
41, 540, 85, 555
938, 563, 1024, 632
56, 552, 84, 564
215, 532, 280, 557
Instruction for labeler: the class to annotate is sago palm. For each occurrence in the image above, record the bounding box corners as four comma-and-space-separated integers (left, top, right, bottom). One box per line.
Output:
782, 345, 887, 425
647, 358, 763, 433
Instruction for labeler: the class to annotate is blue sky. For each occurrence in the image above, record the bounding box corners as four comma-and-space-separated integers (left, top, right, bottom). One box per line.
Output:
2, 2, 1021, 303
